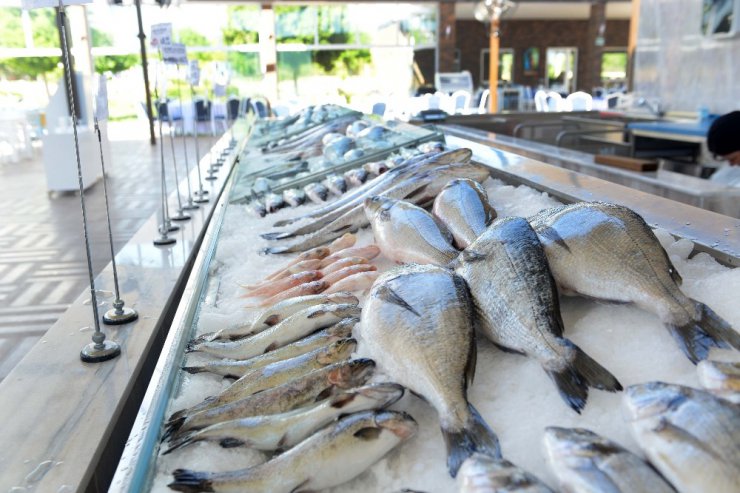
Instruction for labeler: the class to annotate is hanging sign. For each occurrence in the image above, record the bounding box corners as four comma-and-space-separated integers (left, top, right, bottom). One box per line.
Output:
150, 23, 173, 48
161, 43, 188, 65
94, 74, 109, 122
22, 0, 90, 9
188, 60, 200, 86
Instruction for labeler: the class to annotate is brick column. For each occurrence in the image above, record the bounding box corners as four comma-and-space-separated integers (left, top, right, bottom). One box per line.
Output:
437, 2, 457, 73
582, 0, 606, 93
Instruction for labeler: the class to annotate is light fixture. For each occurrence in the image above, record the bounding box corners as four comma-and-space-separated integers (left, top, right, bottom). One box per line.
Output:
474, 0, 516, 35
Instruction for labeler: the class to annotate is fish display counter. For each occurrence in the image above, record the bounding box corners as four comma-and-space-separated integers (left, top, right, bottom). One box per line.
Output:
112, 111, 740, 493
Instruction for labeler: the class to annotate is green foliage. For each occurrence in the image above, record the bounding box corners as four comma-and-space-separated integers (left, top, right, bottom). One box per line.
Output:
91, 27, 113, 47
94, 54, 139, 74
0, 56, 60, 80
227, 52, 260, 78
0, 8, 25, 49
29, 8, 59, 48
601, 52, 627, 77
176, 28, 224, 63
222, 5, 259, 45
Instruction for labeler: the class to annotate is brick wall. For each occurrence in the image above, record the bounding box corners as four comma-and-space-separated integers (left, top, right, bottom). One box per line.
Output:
438, 3, 457, 72
456, 19, 630, 92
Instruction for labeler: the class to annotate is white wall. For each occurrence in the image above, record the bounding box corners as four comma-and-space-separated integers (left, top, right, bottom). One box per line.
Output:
633, 0, 740, 113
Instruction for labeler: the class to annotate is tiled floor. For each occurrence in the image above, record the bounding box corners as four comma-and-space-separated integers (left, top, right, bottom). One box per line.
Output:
0, 120, 217, 379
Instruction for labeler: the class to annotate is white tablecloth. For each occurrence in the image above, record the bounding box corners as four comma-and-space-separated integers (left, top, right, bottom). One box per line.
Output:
165, 101, 227, 135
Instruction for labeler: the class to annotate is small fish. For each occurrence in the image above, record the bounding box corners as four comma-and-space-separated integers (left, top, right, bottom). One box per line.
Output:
321, 256, 370, 276
364, 161, 389, 176
433, 178, 496, 249
167, 410, 416, 493
455, 217, 622, 413
357, 125, 389, 141
328, 232, 356, 252
458, 454, 553, 493
323, 264, 377, 287
344, 168, 369, 187
363, 264, 501, 477
324, 271, 378, 294
325, 175, 348, 196
543, 427, 675, 493
164, 359, 376, 441
346, 120, 371, 138
697, 359, 740, 401
242, 270, 323, 299
320, 245, 381, 267
249, 280, 329, 308
247, 201, 266, 218
242, 259, 324, 292
163, 383, 404, 454
264, 193, 286, 213
282, 188, 307, 208
189, 303, 360, 360
529, 202, 740, 363
324, 136, 355, 162
321, 132, 345, 146
418, 141, 446, 153
252, 177, 273, 195
365, 196, 458, 266
624, 381, 740, 493
265, 247, 331, 280
304, 182, 329, 203
343, 148, 365, 161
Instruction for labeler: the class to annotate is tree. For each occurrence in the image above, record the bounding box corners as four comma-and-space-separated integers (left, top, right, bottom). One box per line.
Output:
176, 28, 224, 63
222, 5, 259, 46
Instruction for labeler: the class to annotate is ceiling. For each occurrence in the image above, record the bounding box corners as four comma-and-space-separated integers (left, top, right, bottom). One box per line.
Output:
456, 1, 632, 20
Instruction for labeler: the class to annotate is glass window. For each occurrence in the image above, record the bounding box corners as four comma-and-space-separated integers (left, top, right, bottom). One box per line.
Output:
30, 9, 59, 48
275, 5, 318, 44
601, 51, 627, 80
0, 8, 26, 49
480, 49, 515, 85
222, 5, 260, 46
546, 47, 578, 93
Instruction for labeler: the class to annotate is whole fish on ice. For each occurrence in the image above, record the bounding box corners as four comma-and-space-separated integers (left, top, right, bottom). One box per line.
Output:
433, 178, 496, 249
457, 454, 553, 493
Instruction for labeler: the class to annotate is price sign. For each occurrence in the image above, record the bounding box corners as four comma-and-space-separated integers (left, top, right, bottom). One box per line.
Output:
161, 43, 188, 65
22, 0, 90, 9
94, 74, 109, 121
150, 23, 173, 48
188, 60, 200, 86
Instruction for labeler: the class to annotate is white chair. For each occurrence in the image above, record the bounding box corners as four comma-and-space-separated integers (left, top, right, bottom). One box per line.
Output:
450, 90, 472, 114
546, 91, 564, 112
534, 90, 549, 112
565, 91, 593, 111
477, 89, 490, 114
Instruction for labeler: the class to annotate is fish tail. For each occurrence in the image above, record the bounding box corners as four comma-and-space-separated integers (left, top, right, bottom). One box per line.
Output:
168, 469, 214, 493
185, 341, 200, 353
260, 231, 293, 240
161, 416, 186, 442
441, 404, 502, 478
666, 300, 740, 364
181, 366, 205, 375
188, 332, 215, 345
546, 340, 622, 413
161, 432, 198, 455
262, 245, 297, 255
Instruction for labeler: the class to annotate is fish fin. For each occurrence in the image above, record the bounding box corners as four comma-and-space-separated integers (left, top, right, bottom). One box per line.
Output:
162, 431, 198, 455
546, 366, 588, 414
264, 342, 279, 353
273, 217, 295, 228
492, 342, 526, 355
219, 437, 247, 448
461, 250, 486, 263
276, 433, 289, 451
537, 226, 571, 252
307, 309, 327, 319
441, 404, 502, 478
402, 183, 429, 201
330, 392, 358, 409
651, 417, 726, 463
315, 386, 335, 402
189, 332, 215, 345
571, 342, 622, 392
161, 416, 186, 443
354, 427, 382, 440
289, 479, 313, 493
168, 469, 215, 493
465, 334, 477, 389
330, 224, 353, 234
261, 231, 293, 240
181, 366, 204, 375
185, 341, 199, 353
264, 314, 280, 326
666, 300, 740, 364
375, 285, 420, 316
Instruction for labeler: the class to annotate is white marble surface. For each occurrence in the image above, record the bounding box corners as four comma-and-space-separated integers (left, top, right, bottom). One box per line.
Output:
634, 0, 740, 114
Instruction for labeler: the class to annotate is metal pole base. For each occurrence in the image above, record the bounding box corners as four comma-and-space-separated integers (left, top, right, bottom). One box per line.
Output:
167, 223, 180, 232
193, 195, 209, 204
205, 172, 218, 181
193, 189, 209, 196
170, 211, 191, 221
80, 340, 121, 363
103, 306, 138, 325
182, 201, 199, 210
154, 236, 176, 246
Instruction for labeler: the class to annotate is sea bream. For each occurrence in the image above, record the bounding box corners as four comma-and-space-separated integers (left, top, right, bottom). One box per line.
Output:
454, 216, 622, 413
433, 178, 496, 249
167, 410, 417, 493
163, 383, 404, 454
304, 181, 329, 203
362, 264, 501, 477
282, 188, 307, 208
529, 202, 740, 363
458, 454, 553, 493
624, 381, 740, 493
697, 359, 740, 402
543, 427, 675, 493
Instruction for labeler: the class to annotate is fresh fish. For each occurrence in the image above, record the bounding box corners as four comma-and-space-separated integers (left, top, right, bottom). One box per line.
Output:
264, 161, 308, 181
454, 216, 622, 413
163, 383, 404, 454
543, 427, 675, 493
242, 259, 324, 292
324, 136, 355, 162
364, 161, 389, 176
321, 245, 381, 267
529, 202, 740, 363
363, 264, 500, 477
248, 280, 329, 308
322, 256, 370, 276
263, 248, 331, 281
188, 303, 360, 360
321, 132, 345, 146
282, 188, 307, 208
324, 271, 378, 294
164, 359, 376, 440
172, 339, 357, 422
329, 233, 357, 253
365, 196, 458, 266
357, 125, 389, 141
433, 178, 496, 249
252, 177, 273, 195
346, 120, 371, 138
265, 115, 358, 154
242, 270, 323, 298
418, 141, 446, 153
304, 181, 329, 203
247, 201, 266, 218
343, 148, 365, 161
264, 193, 286, 213
458, 454, 553, 493
323, 264, 377, 287
624, 381, 740, 493
325, 174, 348, 196
183, 318, 359, 378
167, 410, 416, 493
697, 359, 740, 401
345, 168, 369, 187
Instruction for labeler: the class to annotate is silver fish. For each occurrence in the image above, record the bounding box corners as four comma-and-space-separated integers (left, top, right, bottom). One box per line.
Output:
304, 181, 329, 203
365, 196, 458, 266
343, 148, 365, 161
529, 202, 740, 363
624, 381, 740, 493
264, 192, 286, 213
324, 136, 355, 162
458, 454, 553, 493
247, 201, 266, 218
346, 120, 371, 138
357, 125, 389, 141
543, 427, 675, 493
167, 410, 416, 493
324, 174, 348, 196
418, 141, 446, 153
363, 264, 500, 477
454, 216, 622, 413
188, 303, 361, 360
163, 383, 404, 454
182, 318, 359, 379
364, 160, 389, 176
345, 167, 369, 187
697, 359, 740, 402
252, 176, 273, 195
321, 132, 345, 146
282, 188, 307, 208
433, 178, 496, 249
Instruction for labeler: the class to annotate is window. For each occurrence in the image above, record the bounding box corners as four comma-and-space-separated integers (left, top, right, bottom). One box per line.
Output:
480, 48, 515, 85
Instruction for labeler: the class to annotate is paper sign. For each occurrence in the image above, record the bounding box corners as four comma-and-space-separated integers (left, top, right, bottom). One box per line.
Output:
150, 23, 173, 48
213, 83, 227, 97
22, 0, 90, 9
161, 43, 188, 65
94, 74, 109, 121
188, 60, 200, 86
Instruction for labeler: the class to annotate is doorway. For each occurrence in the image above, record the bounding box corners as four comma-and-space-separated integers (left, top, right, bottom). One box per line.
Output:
546, 47, 577, 94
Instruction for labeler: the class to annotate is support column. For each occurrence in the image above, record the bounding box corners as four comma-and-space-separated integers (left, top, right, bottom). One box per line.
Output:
488, 19, 500, 113
259, 3, 279, 105
437, 2, 457, 73
583, 0, 606, 93
627, 0, 641, 91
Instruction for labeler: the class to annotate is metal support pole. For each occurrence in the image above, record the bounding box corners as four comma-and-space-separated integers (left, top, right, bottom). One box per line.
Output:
135, 0, 155, 145
190, 83, 208, 202
176, 64, 198, 210
56, 2, 120, 363
167, 113, 190, 221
